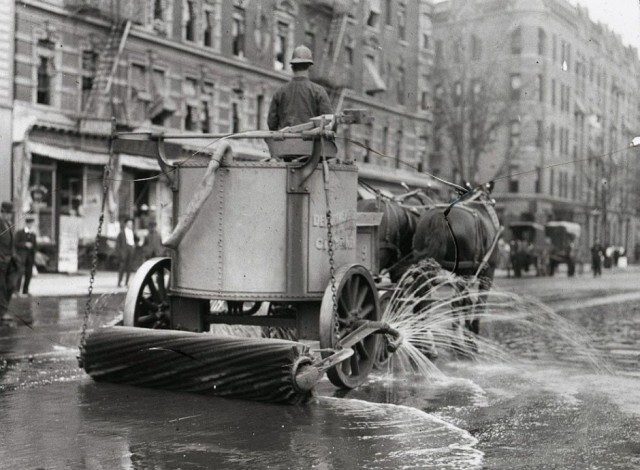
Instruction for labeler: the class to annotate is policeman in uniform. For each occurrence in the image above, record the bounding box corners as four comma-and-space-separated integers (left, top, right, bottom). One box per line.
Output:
0, 202, 15, 320
267, 45, 333, 131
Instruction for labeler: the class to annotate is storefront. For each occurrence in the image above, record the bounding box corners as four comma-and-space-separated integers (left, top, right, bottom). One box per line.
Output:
21, 136, 165, 271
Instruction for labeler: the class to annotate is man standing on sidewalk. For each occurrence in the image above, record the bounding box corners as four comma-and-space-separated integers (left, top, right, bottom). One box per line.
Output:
116, 218, 137, 287
0, 202, 16, 321
15, 215, 37, 296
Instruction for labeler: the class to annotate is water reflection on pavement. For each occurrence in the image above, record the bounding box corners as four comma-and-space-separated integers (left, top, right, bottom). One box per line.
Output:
1, 293, 640, 469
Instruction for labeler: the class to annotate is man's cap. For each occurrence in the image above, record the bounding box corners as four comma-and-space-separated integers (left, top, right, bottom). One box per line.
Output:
1, 201, 13, 213
290, 45, 314, 65
25, 214, 35, 223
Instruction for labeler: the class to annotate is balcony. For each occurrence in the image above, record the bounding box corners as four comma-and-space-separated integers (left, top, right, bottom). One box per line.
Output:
64, 0, 145, 23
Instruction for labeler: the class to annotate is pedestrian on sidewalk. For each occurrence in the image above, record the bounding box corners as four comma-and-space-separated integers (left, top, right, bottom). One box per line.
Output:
15, 214, 37, 296
142, 220, 165, 260
116, 218, 137, 287
0, 202, 18, 321
591, 241, 603, 277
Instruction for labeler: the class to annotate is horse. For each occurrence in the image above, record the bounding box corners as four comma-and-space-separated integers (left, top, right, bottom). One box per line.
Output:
357, 197, 420, 282
410, 185, 501, 337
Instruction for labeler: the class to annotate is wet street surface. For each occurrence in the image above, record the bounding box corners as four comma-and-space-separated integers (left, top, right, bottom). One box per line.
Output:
2, 270, 640, 469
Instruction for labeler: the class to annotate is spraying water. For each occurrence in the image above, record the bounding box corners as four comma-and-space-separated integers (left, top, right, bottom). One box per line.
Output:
378, 260, 610, 377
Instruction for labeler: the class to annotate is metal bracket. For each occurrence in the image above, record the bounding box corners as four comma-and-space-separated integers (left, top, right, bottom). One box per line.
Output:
286, 137, 323, 194
153, 134, 178, 192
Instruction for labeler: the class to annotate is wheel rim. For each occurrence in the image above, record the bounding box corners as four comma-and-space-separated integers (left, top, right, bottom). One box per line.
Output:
123, 257, 171, 329
320, 264, 380, 389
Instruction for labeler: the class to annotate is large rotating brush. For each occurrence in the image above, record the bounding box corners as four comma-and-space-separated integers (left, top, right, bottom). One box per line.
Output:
80, 327, 354, 405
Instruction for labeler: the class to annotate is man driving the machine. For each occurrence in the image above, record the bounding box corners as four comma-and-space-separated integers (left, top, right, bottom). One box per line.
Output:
267, 45, 333, 131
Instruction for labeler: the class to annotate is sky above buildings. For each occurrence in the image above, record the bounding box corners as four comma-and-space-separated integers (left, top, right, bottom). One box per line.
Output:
570, 0, 640, 49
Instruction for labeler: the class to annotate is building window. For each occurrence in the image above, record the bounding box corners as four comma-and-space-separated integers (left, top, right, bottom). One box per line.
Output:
201, 101, 210, 133
509, 120, 520, 149
550, 169, 555, 195
153, 0, 163, 20
421, 90, 429, 110
274, 21, 289, 71
384, 0, 393, 26
232, 6, 246, 58
80, 49, 97, 108
510, 73, 521, 100
471, 79, 482, 102
231, 102, 240, 133
184, 104, 197, 131
304, 30, 316, 51
537, 74, 544, 102
471, 34, 481, 61
549, 123, 555, 151
382, 125, 389, 154
453, 40, 462, 62
422, 33, 429, 50
397, 66, 406, 105
551, 78, 556, 106
203, 10, 214, 47
256, 94, 264, 130
397, 3, 406, 40
453, 81, 462, 106
535, 167, 542, 193
36, 56, 52, 105
509, 179, 519, 193
536, 120, 543, 148
537, 28, 546, 55
552, 34, 557, 62
184, 0, 195, 42
510, 27, 522, 55
435, 40, 443, 63
395, 129, 403, 168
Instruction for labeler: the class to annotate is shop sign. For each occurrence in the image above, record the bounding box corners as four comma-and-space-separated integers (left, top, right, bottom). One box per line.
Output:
58, 215, 80, 273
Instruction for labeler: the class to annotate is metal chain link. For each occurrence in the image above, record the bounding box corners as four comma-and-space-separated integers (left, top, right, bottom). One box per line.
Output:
319, 131, 339, 339
325, 207, 338, 332
78, 120, 115, 367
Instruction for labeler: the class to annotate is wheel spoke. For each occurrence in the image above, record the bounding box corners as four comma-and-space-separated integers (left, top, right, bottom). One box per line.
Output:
355, 284, 368, 310
136, 313, 156, 325
358, 303, 374, 319
350, 353, 360, 376
156, 269, 166, 298
146, 277, 161, 302
356, 341, 370, 361
338, 296, 350, 317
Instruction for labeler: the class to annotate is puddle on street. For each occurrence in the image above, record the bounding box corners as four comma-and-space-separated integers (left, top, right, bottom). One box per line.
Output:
1, 295, 640, 469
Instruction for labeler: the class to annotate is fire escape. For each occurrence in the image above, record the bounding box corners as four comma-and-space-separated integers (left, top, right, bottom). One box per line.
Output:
66, 0, 133, 134
310, 0, 353, 110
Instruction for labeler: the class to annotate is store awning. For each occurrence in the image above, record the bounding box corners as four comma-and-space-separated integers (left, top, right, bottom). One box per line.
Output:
120, 154, 160, 171
363, 57, 387, 95
27, 141, 160, 171
27, 141, 109, 165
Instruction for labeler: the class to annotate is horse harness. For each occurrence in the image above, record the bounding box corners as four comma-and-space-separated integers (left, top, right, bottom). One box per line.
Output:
439, 204, 488, 273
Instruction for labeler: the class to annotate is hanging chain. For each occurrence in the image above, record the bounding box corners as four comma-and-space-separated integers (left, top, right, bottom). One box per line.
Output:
320, 132, 339, 337
78, 119, 116, 367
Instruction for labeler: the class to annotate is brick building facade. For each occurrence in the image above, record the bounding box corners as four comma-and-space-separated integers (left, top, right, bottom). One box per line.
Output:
8, 0, 436, 267
433, 0, 640, 257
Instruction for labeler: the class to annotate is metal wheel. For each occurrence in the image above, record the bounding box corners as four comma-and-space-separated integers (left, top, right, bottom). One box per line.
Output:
320, 264, 381, 389
123, 257, 171, 329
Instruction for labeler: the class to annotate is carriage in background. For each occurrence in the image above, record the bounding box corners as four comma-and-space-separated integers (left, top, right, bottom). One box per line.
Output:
508, 222, 549, 277
545, 221, 581, 277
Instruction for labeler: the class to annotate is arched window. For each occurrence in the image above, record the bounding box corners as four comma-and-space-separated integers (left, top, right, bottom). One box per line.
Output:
510, 27, 522, 55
